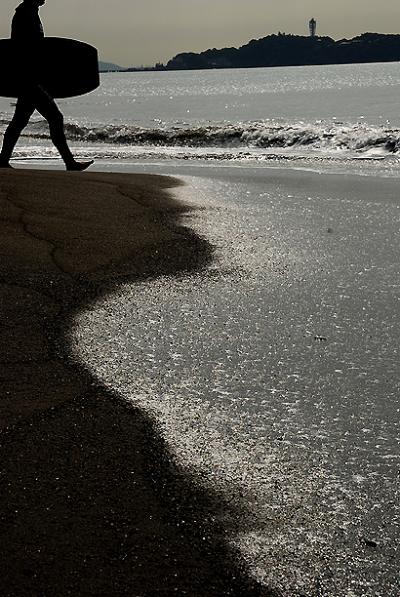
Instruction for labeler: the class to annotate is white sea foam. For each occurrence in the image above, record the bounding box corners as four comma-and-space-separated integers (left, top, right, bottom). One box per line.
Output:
12, 119, 400, 156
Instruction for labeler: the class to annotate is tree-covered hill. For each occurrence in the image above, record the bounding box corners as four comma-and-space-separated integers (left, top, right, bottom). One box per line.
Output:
166, 33, 400, 70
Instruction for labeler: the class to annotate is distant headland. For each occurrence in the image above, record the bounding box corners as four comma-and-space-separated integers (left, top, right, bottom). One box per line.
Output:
100, 32, 400, 73
165, 33, 400, 71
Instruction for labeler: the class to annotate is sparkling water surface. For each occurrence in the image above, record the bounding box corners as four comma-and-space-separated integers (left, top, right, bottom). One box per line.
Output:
45, 62, 400, 126
2, 62, 400, 162
72, 164, 400, 596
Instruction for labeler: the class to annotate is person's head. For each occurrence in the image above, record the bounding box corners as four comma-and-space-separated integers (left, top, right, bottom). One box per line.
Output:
24, 0, 46, 7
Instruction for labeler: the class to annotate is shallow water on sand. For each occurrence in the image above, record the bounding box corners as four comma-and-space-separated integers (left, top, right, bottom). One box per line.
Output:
72, 164, 400, 596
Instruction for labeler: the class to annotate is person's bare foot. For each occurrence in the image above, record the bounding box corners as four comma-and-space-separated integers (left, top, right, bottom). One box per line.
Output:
66, 160, 94, 172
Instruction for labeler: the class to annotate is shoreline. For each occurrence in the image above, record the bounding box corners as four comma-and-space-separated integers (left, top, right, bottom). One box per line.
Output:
65, 164, 400, 596
0, 169, 267, 596
0, 168, 212, 427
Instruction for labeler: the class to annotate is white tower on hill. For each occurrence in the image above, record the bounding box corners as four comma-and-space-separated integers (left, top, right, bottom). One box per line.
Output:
309, 18, 317, 37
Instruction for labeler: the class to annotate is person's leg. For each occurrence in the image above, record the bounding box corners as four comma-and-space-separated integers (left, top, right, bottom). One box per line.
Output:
0, 97, 35, 167
34, 86, 93, 171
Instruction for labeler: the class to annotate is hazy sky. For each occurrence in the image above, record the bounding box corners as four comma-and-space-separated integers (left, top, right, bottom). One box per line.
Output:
1, 0, 400, 66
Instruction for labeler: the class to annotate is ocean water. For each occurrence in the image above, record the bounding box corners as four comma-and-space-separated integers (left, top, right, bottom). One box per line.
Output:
3, 64, 399, 594
1, 61, 400, 168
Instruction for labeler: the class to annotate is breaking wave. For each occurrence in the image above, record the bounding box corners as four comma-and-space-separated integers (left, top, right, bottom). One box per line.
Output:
18, 120, 400, 155
0, 113, 398, 158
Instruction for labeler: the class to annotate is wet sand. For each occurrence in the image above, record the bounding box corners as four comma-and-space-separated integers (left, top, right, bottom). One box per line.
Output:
0, 169, 268, 597
70, 164, 400, 596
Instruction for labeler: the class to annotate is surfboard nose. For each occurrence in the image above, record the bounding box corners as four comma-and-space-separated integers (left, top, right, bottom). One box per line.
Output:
0, 37, 100, 99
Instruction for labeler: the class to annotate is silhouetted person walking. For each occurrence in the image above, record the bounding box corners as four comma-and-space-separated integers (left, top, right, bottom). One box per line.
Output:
0, 0, 93, 170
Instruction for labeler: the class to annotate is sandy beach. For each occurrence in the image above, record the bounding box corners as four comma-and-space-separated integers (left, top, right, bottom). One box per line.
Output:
1, 164, 398, 596
0, 169, 266, 597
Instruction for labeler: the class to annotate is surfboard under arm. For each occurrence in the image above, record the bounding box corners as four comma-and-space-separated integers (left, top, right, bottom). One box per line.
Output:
0, 37, 99, 98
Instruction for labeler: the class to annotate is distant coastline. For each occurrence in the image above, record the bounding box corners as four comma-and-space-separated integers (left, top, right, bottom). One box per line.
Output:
100, 32, 400, 73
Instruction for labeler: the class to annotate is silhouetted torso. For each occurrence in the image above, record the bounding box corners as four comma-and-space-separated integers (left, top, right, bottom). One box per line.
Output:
11, 2, 44, 44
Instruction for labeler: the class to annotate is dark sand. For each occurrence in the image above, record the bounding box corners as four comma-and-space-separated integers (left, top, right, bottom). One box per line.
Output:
0, 169, 269, 597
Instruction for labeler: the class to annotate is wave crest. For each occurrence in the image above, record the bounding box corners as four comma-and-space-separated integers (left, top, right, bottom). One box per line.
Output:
19, 120, 400, 154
